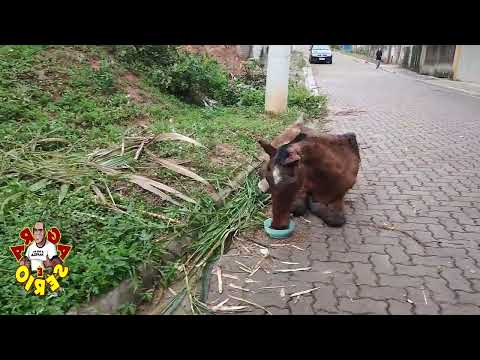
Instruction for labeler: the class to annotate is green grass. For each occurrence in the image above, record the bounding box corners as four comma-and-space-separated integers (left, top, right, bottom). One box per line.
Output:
0, 45, 327, 314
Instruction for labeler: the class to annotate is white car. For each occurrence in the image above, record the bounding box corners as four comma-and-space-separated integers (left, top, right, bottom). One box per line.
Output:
309, 45, 333, 64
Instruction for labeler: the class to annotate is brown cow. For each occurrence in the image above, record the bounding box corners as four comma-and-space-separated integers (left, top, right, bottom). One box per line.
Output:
259, 130, 361, 230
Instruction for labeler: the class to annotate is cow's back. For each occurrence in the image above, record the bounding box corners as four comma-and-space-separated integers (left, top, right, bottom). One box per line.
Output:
301, 133, 360, 201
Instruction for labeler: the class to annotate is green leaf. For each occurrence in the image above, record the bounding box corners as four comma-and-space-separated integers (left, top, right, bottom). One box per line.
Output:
29, 178, 51, 192
0, 192, 24, 218
58, 183, 70, 205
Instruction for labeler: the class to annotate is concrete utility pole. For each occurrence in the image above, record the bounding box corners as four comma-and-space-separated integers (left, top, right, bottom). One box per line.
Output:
265, 45, 291, 114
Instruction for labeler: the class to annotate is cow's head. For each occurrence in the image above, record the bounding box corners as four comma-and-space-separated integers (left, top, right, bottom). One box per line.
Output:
259, 133, 306, 230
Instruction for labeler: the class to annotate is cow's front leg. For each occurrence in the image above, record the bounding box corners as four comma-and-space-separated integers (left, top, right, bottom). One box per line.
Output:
290, 188, 308, 216
308, 195, 346, 227
328, 198, 346, 227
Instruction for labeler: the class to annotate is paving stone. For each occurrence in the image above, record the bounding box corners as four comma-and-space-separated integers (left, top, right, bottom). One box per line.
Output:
330, 251, 369, 263
411, 255, 453, 268
454, 257, 480, 279
395, 263, 440, 278
288, 294, 315, 315
388, 299, 413, 315
249, 288, 290, 309
352, 262, 377, 286
338, 298, 388, 314
266, 307, 290, 315
406, 287, 440, 315
349, 244, 386, 254
385, 245, 411, 265
329, 273, 359, 298
428, 224, 452, 239
456, 291, 480, 306
439, 218, 465, 232
378, 274, 423, 288
370, 253, 395, 275
358, 285, 406, 301
363, 234, 400, 246
425, 247, 467, 258
440, 268, 473, 292
326, 236, 349, 252
472, 280, 480, 292
453, 232, 480, 241
310, 284, 338, 313
440, 303, 480, 315
399, 237, 426, 255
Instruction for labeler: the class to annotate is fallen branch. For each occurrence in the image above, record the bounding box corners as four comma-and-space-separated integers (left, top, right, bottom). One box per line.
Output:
214, 266, 223, 294
259, 285, 297, 290
210, 298, 229, 312
228, 283, 250, 292
229, 295, 272, 315
145, 149, 222, 203
134, 140, 146, 160
273, 267, 311, 273
222, 273, 240, 281
114, 204, 182, 224
289, 287, 322, 298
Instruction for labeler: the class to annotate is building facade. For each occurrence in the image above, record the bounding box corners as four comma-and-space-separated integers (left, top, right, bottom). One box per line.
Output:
452, 45, 480, 83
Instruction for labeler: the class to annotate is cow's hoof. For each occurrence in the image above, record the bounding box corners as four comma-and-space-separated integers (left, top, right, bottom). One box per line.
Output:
308, 198, 346, 227
323, 214, 346, 227
307, 198, 327, 216
291, 197, 308, 216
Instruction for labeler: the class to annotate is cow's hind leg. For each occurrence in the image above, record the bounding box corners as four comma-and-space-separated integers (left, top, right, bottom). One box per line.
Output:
308, 196, 346, 227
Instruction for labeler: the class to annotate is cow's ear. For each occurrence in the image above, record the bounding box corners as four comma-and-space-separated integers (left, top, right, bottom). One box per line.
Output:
258, 140, 277, 157
288, 132, 307, 145
282, 147, 301, 166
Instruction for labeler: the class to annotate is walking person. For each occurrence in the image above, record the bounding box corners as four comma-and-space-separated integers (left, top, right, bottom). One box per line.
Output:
375, 47, 383, 69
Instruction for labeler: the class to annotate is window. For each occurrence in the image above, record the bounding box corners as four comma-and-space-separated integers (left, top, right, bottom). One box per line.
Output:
312, 45, 330, 50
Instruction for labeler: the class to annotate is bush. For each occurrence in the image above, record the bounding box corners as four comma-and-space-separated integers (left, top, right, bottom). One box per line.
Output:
239, 59, 266, 89
112, 45, 267, 108
288, 85, 327, 118
112, 45, 179, 69
150, 51, 237, 106
92, 60, 115, 94
237, 83, 264, 107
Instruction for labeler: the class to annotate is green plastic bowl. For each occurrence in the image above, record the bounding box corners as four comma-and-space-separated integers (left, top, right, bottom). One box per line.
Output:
263, 218, 295, 239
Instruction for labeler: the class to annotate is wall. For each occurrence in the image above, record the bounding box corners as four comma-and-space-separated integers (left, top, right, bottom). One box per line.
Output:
389, 46, 402, 64
455, 45, 480, 84
419, 45, 456, 78
400, 45, 414, 68
238, 45, 252, 60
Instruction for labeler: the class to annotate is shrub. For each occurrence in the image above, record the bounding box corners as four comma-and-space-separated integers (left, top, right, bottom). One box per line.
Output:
92, 60, 115, 94
288, 85, 327, 118
239, 59, 266, 89
112, 45, 268, 108
236, 83, 264, 107
112, 45, 179, 69
150, 51, 237, 105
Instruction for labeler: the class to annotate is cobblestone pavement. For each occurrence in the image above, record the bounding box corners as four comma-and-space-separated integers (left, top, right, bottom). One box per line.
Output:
205, 51, 480, 315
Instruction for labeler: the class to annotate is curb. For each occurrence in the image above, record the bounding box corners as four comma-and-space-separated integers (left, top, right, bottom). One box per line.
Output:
66, 263, 158, 315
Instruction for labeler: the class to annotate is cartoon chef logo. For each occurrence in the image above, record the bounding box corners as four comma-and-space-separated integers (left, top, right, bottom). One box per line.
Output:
9, 222, 72, 296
